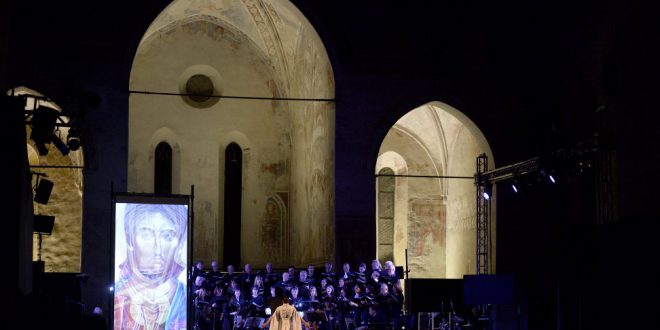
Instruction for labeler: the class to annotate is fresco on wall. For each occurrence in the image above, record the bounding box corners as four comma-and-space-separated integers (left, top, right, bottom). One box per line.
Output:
130, 0, 334, 267
261, 192, 289, 266
408, 198, 446, 276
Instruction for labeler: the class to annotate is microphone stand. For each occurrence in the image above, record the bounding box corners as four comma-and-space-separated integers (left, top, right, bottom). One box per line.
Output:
404, 248, 411, 316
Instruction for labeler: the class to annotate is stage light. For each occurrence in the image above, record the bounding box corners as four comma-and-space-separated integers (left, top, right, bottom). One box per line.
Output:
539, 170, 557, 185
482, 184, 492, 200
30, 105, 60, 156
108, 286, 114, 292
51, 133, 69, 156
511, 178, 523, 193
67, 127, 81, 151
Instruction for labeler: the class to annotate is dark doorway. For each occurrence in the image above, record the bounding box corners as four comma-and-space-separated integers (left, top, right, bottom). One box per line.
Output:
223, 142, 242, 267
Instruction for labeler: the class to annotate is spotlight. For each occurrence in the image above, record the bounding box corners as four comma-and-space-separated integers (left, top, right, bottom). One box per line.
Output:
108, 286, 114, 292
511, 178, 523, 194
539, 170, 557, 185
30, 105, 60, 156
66, 126, 81, 151
482, 184, 492, 200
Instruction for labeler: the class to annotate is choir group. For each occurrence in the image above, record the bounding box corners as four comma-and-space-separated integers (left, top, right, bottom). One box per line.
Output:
191, 259, 405, 330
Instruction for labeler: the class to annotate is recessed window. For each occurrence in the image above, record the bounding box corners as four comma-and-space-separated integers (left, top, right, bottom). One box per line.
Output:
185, 74, 215, 103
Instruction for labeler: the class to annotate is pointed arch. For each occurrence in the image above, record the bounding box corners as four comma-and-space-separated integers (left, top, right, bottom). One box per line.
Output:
376, 101, 494, 278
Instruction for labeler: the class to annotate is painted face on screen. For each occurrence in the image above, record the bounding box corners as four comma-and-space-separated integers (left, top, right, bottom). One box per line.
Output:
134, 211, 179, 277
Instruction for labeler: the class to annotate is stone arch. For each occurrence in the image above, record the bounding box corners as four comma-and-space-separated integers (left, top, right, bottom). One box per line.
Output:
376, 101, 494, 278
129, 0, 335, 266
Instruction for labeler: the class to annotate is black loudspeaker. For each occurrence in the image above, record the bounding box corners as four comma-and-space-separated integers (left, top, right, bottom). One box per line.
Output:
34, 178, 54, 204
408, 279, 464, 314
395, 266, 404, 278
34, 214, 55, 235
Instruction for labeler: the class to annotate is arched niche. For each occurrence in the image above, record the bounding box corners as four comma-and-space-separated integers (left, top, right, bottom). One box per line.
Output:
375, 151, 409, 271
376, 101, 494, 279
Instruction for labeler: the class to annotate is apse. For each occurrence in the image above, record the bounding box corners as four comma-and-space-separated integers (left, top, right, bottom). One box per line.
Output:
128, 0, 335, 267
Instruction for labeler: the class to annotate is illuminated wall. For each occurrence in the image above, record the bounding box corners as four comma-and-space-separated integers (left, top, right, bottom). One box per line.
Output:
128, 0, 334, 267
376, 101, 494, 278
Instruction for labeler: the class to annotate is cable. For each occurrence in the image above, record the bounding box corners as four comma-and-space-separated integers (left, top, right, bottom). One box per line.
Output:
128, 90, 335, 102
375, 174, 473, 179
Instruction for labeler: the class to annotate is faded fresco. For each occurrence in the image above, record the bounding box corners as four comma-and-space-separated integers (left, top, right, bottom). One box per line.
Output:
260, 193, 289, 265
407, 198, 446, 277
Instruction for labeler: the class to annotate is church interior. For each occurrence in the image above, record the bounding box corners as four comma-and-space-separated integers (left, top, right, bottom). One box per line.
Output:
5, 0, 657, 329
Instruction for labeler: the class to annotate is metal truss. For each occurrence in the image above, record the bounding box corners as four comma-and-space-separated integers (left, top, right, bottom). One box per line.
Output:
475, 154, 490, 275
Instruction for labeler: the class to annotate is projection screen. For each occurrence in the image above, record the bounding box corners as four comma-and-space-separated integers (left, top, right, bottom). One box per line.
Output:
113, 194, 190, 330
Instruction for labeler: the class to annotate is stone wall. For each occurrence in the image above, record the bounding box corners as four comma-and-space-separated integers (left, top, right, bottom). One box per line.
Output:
128, 0, 334, 268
